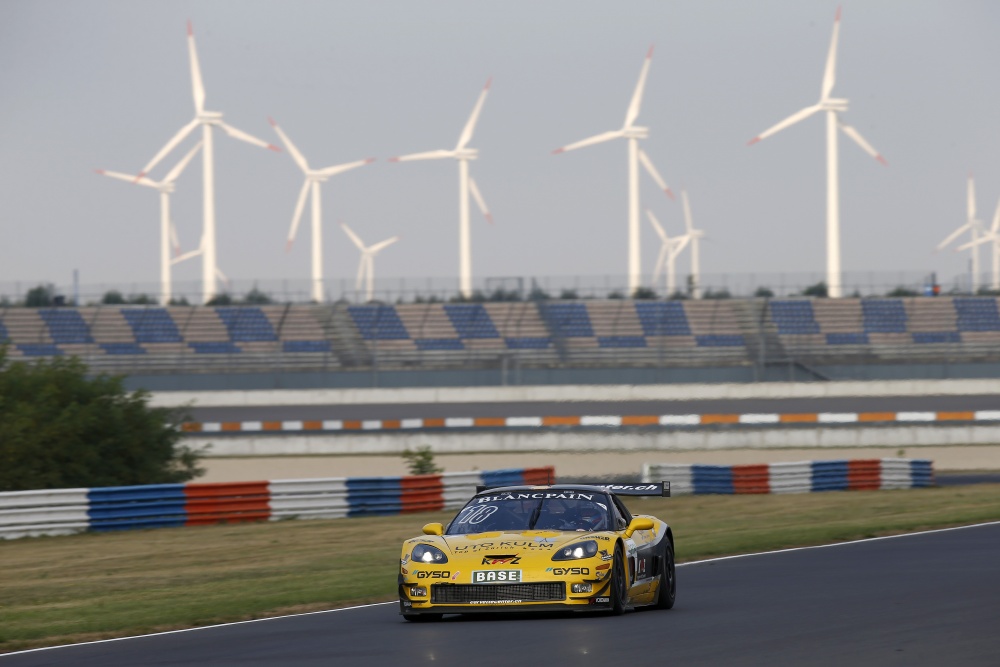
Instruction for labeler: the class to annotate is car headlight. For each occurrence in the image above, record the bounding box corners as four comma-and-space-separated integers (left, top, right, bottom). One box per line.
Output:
411, 543, 448, 564
552, 540, 599, 561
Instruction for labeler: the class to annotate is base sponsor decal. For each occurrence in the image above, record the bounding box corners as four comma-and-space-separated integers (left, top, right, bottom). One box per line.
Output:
472, 569, 522, 583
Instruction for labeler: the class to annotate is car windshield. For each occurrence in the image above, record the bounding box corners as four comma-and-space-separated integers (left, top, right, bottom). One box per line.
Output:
446, 492, 611, 534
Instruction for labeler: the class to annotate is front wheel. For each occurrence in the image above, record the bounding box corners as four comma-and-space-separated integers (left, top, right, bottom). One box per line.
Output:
610, 544, 628, 615
655, 541, 676, 610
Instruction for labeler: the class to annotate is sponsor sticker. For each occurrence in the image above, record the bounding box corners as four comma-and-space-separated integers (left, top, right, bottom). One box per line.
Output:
546, 567, 591, 576
598, 549, 613, 561
415, 570, 451, 579
481, 554, 521, 565
595, 597, 610, 603
455, 541, 553, 553
472, 569, 522, 583
470, 600, 523, 605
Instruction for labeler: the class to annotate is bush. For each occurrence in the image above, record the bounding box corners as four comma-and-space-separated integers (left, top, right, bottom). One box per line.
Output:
754, 287, 775, 298
0, 347, 202, 491
401, 446, 442, 475
801, 281, 828, 298
24, 284, 56, 307
206, 293, 233, 306
632, 287, 658, 300
102, 290, 126, 305
243, 287, 273, 304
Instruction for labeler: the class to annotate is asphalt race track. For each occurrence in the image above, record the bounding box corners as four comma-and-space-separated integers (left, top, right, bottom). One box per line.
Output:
187, 394, 1000, 422
6, 523, 999, 666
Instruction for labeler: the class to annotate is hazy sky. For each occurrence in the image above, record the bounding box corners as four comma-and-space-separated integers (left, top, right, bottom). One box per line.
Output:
3, 1, 999, 299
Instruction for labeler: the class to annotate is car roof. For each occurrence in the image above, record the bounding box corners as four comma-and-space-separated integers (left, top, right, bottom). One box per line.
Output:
473, 484, 612, 497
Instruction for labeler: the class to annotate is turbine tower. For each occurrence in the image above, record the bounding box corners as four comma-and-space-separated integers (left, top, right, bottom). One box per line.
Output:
553, 46, 674, 295
646, 210, 690, 297
390, 78, 493, 299
680, 189, 706, 299
956, 191, 1000, 292
269, 117, 375, 302
938, 174, 985, 292
341, 223, 400, 302
136, 21, 280, 304
96, 141, 202, 304
748, 7, 886, 298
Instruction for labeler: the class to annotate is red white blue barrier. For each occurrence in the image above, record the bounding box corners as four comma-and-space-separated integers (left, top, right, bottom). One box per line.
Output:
0, 467, 555, 540
641, 458, 934, 495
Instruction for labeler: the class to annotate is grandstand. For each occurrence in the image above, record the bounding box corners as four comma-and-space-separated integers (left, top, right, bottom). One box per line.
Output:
1, 297, 999, 379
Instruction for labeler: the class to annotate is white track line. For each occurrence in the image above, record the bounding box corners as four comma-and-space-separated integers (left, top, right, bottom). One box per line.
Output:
7, 520, 1000, 657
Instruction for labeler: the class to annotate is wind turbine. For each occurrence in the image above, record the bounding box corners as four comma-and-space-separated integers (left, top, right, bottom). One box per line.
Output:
955, 191, 1000, 292
389, 78, 493, 299
340, 223, 400, 302
269, 117, 375, 303
646, 210, 689, 297
938, 174, 985, 292
680, 189, 706, 299
553, 46, 674, 295
748, 7, 886, 298
135, 21, 280, 304
96, 141, 203, 304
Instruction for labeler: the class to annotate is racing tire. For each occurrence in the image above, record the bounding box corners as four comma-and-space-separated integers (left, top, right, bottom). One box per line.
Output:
610, 544, 628, 616
403, 613, 442, 622
655, 541, 676, 610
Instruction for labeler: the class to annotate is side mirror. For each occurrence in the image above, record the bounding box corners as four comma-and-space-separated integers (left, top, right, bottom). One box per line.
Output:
624, 517, 654, 538
422, 522, 444, 536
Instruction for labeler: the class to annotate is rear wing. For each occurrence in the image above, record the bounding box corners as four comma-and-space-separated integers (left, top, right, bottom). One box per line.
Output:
600, 482, 670, 498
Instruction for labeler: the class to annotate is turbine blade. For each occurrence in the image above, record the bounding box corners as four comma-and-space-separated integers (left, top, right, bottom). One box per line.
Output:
187, 21, 206, 113
652, 244, 668, 283
317, 158, 376, 177
956, 235, 994, 252
672, 235, 691, 257
638, 149, 674, 199
468, 177, 493, 224
216, 267, 230, 289
171, 247, 202, 265
838, 120, 887, 165
747, 104, 822, 145
286, 180, 311, 251
646, 209, 668, 242
369, 236, 400, 254
96, 169, 158, 188
552, 129, 625, 154
821, 7, 842, 100
218, 121, 281, 151
169, 220, 181, 256
138, 118, 199, 180
340, 222, 366, 250
268, 118, 310, 171
163, 140, 203, 183
936, 222, 972, 250
624, 45, 654, 128
968, 174, 977, 222
389, 149, 456, 162
681, 189, 694, 234
456, 77, 492, 150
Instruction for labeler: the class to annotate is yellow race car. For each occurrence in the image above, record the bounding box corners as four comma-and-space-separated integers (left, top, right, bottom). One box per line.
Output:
398, 483, 674, 620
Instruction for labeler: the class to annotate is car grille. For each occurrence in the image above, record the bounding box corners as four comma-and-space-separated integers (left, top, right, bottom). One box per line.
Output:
431, 582, 566, 604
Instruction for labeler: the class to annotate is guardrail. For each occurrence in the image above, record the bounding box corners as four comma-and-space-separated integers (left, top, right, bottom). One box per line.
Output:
0, 467, 555, 540
641, 458, 933, 494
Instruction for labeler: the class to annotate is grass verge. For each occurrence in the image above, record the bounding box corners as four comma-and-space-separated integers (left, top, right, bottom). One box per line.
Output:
2, 484, 999, 653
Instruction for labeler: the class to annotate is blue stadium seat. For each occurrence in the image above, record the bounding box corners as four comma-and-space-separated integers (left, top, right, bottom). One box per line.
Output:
912, 332, 961, 344
598, 336, 647, 348
540, 303, 594, 338
188, 342, 241, 354
215, 307, 277, 342
862, 299, 907, 333
38, 309, 93, 344
17, 343, 62, 356
634, 302, 692, 336
415, 338, 464, 350
770, 300, 821, 334
100, 343, 146, 355
348, 305, 410, 340
505, 337, 552, 349
444, 304, 500, 339
695, 334, 745, 347
282, 340, 331, 353
826, 332, 868, 345
122, 308, 183, 343
954, 298, 1000, 332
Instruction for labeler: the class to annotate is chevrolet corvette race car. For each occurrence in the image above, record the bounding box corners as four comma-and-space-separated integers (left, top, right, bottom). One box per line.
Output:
398, 483, 674, 620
